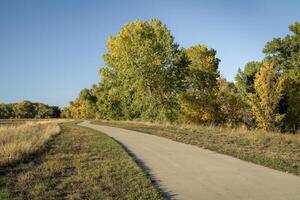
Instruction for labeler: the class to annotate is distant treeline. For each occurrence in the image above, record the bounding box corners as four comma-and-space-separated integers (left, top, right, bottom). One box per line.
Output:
63, 19, 300, 132
0, 101, 61, 119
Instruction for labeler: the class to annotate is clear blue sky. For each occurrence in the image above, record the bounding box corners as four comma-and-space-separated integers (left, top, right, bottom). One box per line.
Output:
0, 0, 299, 107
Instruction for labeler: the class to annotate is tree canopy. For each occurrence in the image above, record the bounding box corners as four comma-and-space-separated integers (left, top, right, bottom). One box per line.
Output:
65, 19, 299, 132
0, 101, 61, 119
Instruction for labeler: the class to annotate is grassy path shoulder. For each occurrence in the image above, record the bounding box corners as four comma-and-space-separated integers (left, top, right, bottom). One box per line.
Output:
92, 120, 300, 176
0, 122, 162, 200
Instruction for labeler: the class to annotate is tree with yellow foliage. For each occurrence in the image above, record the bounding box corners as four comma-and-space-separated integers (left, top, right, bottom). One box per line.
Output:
102, 19, 182, 122
179, 45, 221, 124
247, 61, 285, 131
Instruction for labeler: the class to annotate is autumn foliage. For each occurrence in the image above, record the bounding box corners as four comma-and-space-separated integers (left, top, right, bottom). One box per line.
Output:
64, 19, 300, 132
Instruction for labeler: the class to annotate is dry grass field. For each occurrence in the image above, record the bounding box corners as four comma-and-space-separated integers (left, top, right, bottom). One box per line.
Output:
0, 120, 61, 167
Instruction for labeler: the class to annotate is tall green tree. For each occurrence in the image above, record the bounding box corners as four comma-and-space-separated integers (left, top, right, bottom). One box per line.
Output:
262, 22, 300, 131
102, 19, 182, 122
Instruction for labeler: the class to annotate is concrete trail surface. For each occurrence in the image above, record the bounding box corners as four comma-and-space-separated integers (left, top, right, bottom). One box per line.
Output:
79, 121, 300, 200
